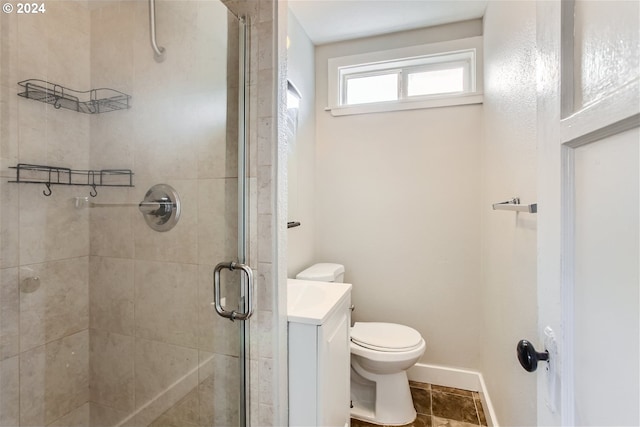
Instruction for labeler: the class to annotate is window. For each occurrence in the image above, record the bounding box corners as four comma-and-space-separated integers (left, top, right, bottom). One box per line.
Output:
327, 37, 483, 116
339, 50, 475, 106
406, 66, 465, 97
345, 72, 399, 105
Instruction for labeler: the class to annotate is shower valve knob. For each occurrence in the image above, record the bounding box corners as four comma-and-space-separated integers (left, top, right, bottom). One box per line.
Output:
516, 339, 549, 372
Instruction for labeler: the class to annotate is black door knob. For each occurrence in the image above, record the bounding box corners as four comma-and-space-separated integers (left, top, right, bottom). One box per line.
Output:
517, 339, 549, 372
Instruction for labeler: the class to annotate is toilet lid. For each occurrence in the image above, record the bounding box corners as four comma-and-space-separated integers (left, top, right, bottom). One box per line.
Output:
351, 322, 423, 352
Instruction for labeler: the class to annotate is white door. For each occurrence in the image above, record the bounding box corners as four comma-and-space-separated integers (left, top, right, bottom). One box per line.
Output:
536, 0, 639, 425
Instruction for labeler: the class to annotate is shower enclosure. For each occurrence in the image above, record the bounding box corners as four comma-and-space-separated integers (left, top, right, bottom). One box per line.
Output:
0, 0, 264, 425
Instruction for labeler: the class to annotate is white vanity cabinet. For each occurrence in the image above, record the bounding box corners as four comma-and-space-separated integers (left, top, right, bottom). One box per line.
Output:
288, 279, 352, 427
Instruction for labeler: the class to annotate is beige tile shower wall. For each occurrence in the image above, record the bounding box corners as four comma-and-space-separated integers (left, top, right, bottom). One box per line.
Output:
258, 2, 279, 425
222, 0, 280, 424
88, 1, 238, 425
87, 0, 279, 426
1, 1, 92, 426
225, 0, 286, 426
223, 0, 280, 425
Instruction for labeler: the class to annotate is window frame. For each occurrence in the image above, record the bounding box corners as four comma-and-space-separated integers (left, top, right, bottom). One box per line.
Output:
327, 37, 483, 116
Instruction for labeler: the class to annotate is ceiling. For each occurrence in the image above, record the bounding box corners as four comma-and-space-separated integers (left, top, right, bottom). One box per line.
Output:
288, 0, 488, 45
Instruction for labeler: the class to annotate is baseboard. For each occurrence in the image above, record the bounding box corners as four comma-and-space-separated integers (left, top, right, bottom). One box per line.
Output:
407, 363, 499, 427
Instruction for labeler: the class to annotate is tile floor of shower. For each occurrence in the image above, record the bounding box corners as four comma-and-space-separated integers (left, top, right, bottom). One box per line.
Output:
351, 381, 488, 427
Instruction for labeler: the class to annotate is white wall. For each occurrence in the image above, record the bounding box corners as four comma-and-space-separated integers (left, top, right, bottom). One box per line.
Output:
480, 1, 538, 425
289, 4, 542, 423
314, 21, 484, 369
286, 10, 317, 278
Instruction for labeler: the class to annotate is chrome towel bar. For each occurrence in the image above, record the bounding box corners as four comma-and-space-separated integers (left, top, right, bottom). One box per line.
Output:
492, 197, 537, 213
74, 197, 167, 210
73, 184, 182, 232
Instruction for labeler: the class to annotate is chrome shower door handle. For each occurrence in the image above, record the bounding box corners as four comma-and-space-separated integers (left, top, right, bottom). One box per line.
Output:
213, 261, 254, 321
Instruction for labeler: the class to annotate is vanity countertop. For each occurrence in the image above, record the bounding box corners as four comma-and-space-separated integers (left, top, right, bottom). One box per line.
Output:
287, 279, 352, 325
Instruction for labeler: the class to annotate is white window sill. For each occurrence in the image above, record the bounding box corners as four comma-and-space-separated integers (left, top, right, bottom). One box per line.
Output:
326, 93, 483, 117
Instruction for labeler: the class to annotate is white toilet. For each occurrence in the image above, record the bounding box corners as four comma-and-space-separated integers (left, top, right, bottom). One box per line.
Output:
296, 263, 426, 426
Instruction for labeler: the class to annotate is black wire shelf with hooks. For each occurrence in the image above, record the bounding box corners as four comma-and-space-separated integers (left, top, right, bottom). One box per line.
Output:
9, 164, 134, 197
17, 79, 131, 114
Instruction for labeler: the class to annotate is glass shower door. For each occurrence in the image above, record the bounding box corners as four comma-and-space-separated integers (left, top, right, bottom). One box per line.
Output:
0, 1, 250, 426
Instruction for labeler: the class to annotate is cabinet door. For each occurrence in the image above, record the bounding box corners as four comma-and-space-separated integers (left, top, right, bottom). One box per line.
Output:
318, 300, 351, 427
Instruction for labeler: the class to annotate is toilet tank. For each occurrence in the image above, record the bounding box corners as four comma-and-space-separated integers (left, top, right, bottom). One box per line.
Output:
296, 263, 345, 283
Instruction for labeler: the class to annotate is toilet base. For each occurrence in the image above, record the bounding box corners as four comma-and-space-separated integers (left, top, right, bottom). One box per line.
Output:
350, 359, 417, 426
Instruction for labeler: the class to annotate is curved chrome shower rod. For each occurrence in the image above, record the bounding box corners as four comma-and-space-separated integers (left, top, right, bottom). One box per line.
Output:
149, 0, 166, 62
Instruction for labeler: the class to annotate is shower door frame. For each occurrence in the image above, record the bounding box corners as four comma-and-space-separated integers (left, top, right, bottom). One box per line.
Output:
236, 15, 252, 427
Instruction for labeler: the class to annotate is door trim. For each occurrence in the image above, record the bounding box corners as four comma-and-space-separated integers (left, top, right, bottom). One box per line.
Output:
538, 0, 640, 424
561, 80, 640, 147
557, 1, 640, 424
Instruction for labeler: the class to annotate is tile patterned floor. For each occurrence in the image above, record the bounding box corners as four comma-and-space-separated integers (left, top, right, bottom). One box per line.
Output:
351, 381, 488, 427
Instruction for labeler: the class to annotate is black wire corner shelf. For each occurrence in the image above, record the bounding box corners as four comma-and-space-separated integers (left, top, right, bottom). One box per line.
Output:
9, 164, 134, 197
18, 79, 131, 114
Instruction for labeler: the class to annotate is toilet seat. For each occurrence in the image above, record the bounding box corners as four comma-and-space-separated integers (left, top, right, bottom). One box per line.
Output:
351, 322, 423, 352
